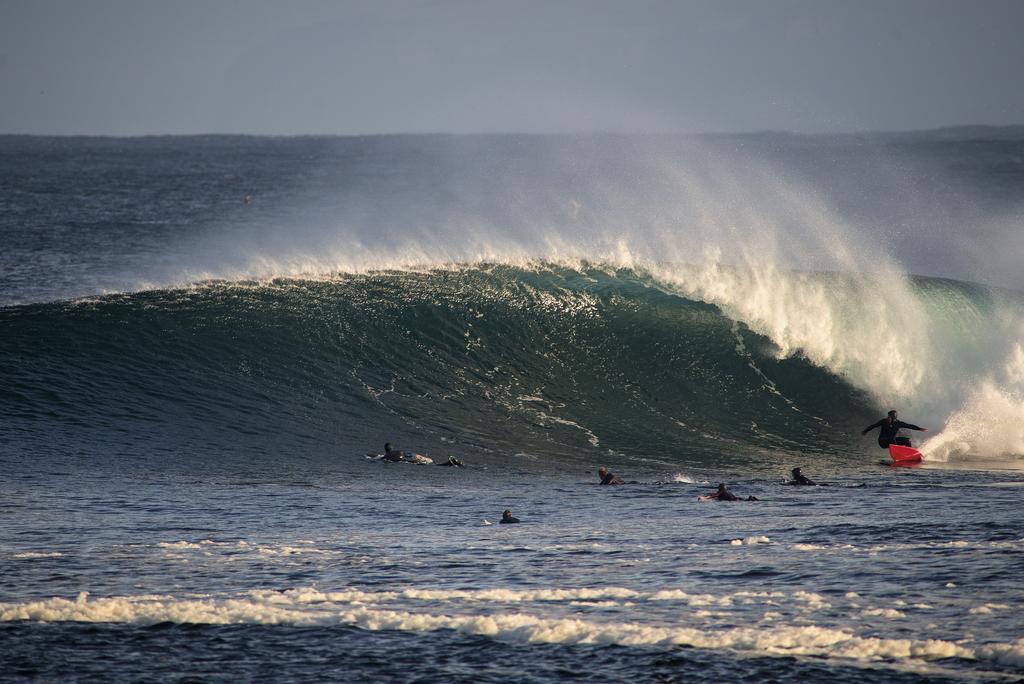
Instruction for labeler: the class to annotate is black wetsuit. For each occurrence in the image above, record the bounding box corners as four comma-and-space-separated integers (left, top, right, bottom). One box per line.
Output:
600, 472, 624, 485
791, 471, 816, 486
862, 418, 923, 449
499, 515, 520, 524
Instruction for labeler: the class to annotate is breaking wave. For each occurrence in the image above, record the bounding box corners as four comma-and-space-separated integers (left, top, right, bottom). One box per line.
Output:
2, 263, 1022, 468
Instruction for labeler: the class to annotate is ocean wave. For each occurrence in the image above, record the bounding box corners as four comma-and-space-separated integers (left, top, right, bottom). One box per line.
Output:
2, 264, 1022, 467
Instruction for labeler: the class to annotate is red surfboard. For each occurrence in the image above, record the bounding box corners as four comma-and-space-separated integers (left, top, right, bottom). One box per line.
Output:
888, 444, 923, 465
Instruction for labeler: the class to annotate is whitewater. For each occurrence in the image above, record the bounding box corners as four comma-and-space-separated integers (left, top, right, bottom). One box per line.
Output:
2, 132, 1023, 681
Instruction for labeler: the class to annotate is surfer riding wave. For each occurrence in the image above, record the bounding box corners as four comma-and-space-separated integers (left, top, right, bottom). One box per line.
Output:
862, 410, 927, 449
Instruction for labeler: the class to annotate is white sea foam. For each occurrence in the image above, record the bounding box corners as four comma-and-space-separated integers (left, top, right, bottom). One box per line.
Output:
539, 543, 611, 552
12, 551, 64, 559
569, 600, 620, 608
969, 603, 1010, 615
792, 592, 831, 610
0, 585, 837, 618
859, 608, 906, 619
731, 536, 770, 546
977, 638, 1024, 668
791, 543, 826, 551
158, 541, 207, 549
647, 590, 732, 606
157, 540, 338, 558
922, 373, 1024, 463
400, 587, 642, 603
789, 539, 1024, 554
1, 588, 1004, 669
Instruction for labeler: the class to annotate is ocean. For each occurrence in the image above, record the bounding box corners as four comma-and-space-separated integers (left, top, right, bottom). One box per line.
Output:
2, 132, 1024, 682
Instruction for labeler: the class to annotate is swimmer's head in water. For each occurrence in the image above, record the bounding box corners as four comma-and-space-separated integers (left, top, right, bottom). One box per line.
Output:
888, 410, 897, 418
598, 467, 608, 476
502, 509, 512, 518
718, 483, 726, 491
793, 467, 801, 476
384, 442, 392, 452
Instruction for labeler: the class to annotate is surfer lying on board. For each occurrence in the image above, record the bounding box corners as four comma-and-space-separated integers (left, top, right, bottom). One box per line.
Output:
789, 467, 816, 486
378, 443, 433, 464
701, 483, 759, 501
861, 410, 927, 449
382, 442, 423, 462
382, 443, 404, 462
598, 467, 625, 485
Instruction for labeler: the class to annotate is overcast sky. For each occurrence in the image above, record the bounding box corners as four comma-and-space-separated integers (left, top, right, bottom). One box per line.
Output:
2, 0, 1023, 135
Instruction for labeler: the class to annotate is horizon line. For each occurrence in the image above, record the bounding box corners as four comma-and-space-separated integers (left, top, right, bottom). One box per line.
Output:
2, 123, 1024, 140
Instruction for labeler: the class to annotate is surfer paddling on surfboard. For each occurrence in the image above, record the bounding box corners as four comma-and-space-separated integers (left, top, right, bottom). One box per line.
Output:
861, 410, 927, 449
597, 467, 625, 485
699, 483, 759, 502
788, 467, 816, 486
380, 442, 432, 464
382, 442, 406, 462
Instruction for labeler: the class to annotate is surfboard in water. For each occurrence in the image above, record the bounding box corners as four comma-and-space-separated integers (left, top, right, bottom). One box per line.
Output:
365, 452, 434, 465
888, 444, 923, 465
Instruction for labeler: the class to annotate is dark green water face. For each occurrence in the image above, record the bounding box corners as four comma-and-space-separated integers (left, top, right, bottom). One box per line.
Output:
1, 267, 878, 474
